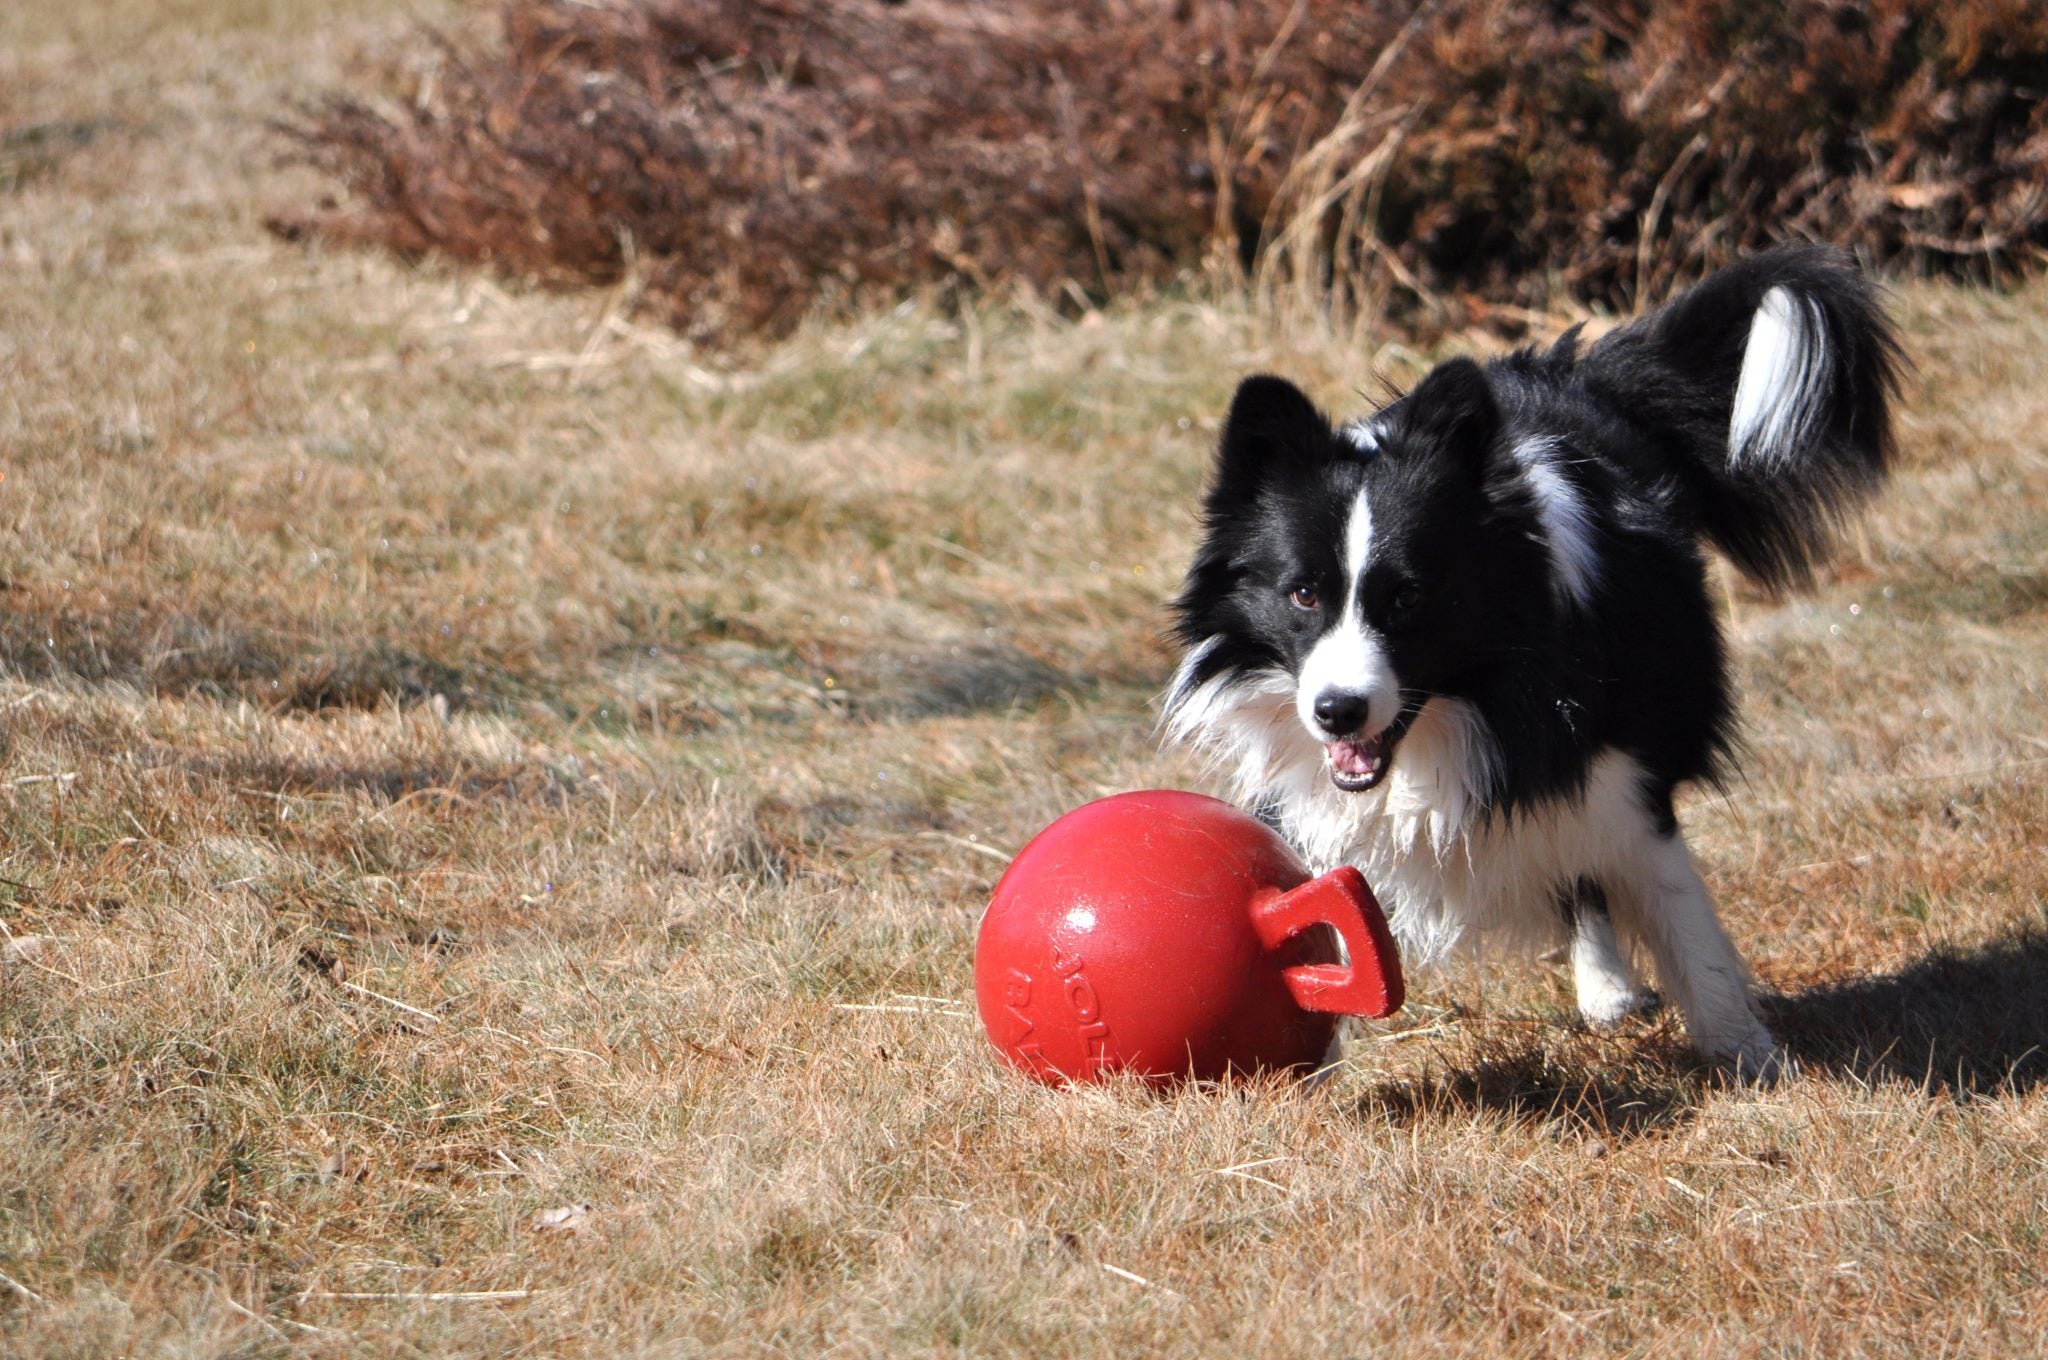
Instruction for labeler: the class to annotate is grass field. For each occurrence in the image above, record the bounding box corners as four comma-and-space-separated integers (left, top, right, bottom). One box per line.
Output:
5, 3, 2048, 1355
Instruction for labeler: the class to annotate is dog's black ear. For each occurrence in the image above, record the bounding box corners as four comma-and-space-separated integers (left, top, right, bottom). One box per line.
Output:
1398, 357, 1500, 472
1211, 375, 1331, 505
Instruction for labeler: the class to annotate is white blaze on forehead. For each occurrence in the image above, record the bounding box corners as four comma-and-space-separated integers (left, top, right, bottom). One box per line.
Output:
1343, 480, 1375, 582
1295, 482, 1401, 739
1730, 284, 1829, 470
1512, 437, 1601, 609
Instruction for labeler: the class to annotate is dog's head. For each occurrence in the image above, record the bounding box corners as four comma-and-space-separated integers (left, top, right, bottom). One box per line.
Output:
1167, 363, 1563, 796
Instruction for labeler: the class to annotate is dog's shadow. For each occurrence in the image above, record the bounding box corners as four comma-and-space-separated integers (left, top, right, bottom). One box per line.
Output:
1768, 931, 2048, 1096
1343, 932, 2048, 1145
1347, 1047, 1699, 1142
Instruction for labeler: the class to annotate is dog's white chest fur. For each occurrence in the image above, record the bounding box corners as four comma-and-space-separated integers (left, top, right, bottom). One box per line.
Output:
1170, 675, 1654, 965
1293, 720, 1659, 966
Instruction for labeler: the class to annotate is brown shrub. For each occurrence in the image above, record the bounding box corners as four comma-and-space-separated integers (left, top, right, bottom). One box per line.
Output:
273, 0, 2048, 339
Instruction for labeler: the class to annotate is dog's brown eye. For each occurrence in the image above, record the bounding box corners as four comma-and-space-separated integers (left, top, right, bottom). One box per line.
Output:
1288, 585, 1320, 610
1390, 583, 1421, 615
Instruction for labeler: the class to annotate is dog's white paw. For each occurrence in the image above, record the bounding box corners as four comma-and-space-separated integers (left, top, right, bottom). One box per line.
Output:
1578, 987, 1660, 1030
1701, 1028, 1791, 1086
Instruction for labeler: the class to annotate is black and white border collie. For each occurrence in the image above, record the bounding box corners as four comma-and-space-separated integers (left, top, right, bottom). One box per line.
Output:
1165, 246, 1901, 1078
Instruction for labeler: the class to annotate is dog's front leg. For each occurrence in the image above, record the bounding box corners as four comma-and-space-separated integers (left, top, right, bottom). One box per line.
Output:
1559, 878, 1657, 1028
1613, 833, 1784, 1081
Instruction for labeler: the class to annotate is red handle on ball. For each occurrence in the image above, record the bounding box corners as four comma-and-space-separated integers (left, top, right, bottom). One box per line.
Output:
1250, 866, 1404, 1018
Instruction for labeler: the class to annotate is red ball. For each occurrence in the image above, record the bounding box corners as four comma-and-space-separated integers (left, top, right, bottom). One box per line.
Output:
974, 790, 1403, 1085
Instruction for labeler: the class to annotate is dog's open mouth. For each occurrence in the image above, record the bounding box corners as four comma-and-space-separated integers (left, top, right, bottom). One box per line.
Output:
1323, 704, 1420, 792
1325, 734, 1395, 791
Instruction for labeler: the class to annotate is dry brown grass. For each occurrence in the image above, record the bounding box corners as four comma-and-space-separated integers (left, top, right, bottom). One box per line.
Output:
5, 3, 2048, 1355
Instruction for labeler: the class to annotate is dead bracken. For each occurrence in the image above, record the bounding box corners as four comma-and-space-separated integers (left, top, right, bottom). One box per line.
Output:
274, 0, 2048, 340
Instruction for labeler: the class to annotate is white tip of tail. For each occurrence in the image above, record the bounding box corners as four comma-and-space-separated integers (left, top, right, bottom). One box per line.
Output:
1730, 286, 1829, 470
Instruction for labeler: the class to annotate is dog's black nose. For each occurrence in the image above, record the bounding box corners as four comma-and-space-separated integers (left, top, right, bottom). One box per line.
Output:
1313, 689, 1372, 735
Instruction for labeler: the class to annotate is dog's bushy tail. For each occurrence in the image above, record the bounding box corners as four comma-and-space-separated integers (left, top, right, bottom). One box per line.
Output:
1582, 244, 1905, 592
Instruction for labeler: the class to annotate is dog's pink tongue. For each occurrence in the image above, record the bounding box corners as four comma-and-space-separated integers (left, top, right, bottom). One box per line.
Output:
1327, 739, 1379, 777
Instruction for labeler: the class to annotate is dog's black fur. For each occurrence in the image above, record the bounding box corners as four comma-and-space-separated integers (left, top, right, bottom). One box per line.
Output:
1165, 245, 1903, 1072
